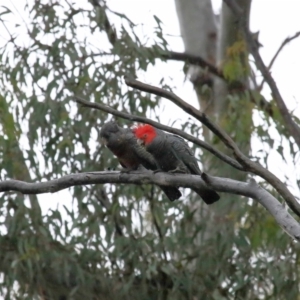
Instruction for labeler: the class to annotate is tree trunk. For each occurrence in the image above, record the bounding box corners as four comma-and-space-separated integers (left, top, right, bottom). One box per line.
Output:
174, 0, 253, 242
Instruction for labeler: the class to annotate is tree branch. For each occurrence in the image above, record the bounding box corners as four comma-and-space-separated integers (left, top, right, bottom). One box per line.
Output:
151, 49, 273, 117
84, 1, 274, 118
89, 0, 273, 121
124, 78, 300, 218
268, 31, 300, 73
162, 51, 224, 79
90, 47, 274, 116
202, 173, 300, 241
74, 96, 245, 171
259, 31, 300, 90
124, 77, 238, 148
0, 170, 214, 195
1, 171, 299, 241
223, 0, 300, 149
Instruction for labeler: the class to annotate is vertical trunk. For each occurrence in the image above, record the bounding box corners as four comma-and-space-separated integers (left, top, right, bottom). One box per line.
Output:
213, 0, 252, 184
174, 0, 253, 239
175, 0, 252, 176
174, 0, 217, 117
215, 0, 251, 114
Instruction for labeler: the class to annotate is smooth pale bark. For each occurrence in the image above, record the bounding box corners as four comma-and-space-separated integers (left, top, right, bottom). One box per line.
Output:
212, 0, 252, 200
175, 0, 252, 170
1, 171, 299, 241
174, 0, 253, 249
174, 0, 216, 63
174, 0, 217, 116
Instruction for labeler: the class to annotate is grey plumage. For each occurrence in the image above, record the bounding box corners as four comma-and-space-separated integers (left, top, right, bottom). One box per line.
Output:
135, 125, 220, 205
100, 121, 182, 201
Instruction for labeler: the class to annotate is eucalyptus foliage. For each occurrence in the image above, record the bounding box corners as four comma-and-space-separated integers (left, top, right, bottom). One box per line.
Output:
0, 1, 299, 299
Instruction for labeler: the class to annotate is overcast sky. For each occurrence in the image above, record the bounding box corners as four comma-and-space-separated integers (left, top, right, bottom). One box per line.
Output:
108, 0, 300, 111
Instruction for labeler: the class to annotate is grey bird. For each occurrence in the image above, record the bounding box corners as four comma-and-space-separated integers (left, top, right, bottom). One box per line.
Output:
134, 124, 220, 205
100, 121, 182, 201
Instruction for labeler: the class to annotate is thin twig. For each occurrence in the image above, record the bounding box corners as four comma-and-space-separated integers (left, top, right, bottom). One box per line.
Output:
259, 31, 300, 90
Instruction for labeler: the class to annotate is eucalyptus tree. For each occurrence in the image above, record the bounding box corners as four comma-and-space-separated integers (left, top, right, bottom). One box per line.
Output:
0, 1, 299, 299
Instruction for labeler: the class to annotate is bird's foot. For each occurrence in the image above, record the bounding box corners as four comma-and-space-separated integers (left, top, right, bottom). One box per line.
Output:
120, 168, 134, 173
168, 167, 186, 174
107, 167, 116, 171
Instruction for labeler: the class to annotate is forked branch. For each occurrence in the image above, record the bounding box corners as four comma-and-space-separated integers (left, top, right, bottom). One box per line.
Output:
124, 77, 300, 218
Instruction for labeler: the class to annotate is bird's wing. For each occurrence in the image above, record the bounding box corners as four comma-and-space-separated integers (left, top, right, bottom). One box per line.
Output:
134, 143, 159, 170
169, 134, 202, 175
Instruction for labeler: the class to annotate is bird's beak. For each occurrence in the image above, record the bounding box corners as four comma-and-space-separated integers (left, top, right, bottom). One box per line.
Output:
100, 137, 107, 146
137, 138, 144, 146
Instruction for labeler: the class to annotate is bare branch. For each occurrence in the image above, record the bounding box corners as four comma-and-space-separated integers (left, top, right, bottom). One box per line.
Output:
162, 51, 224, 79
1, 171, 299, 241
223, 0, 300, 149
84, 47, 273, 115
74, 96, 245, 171
154, 50, 273, 116
259, 31, 300, 90
124, 78, 300, 218
0, 170, 215, 195
124, 77, 238, 149
202, 173, 300, 241
268, 31, 300, 72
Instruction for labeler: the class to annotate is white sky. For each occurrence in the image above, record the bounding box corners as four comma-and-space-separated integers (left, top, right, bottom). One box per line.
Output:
1, 0, 300, 211
107, 0, 300, 110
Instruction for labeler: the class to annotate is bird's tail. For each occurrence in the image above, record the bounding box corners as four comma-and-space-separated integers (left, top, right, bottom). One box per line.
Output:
192, 187, 220, 205
159, 186, 182, 201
